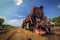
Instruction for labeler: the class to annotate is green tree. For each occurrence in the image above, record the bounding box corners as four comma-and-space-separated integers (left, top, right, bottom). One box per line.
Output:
0, 18, 4, 27
2, 24, 14, 28
52, 16, 60, 27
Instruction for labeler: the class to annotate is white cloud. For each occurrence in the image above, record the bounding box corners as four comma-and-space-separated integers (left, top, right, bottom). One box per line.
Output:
14, 0, 23, 6
17, 15, 23, 18
15, 14, 24, 18
57, 5, 60, 9
5, 19, 24, 27
0, 16, 6, 20
0, 16, 4, 18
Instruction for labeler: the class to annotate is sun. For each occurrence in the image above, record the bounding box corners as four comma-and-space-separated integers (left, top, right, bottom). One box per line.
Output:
14, 0, 23, 6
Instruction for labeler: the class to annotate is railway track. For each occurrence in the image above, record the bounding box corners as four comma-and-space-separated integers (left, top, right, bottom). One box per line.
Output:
0, 27, 60, 40
0, 28, 8, 34
46, 29, 60, 40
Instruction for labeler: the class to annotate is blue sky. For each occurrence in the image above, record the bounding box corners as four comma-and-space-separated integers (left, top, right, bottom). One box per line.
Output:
0, 0, 60, 26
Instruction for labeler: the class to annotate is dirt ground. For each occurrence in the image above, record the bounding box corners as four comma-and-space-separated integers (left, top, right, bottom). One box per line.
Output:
0, 27, 60, 40
46, 28, 60, 40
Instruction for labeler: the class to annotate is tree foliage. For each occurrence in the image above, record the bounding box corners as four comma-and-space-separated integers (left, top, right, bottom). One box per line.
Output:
52, 16, 60, 26
0, 17, 14, 28
0, 18, 4, 26
2, 24, 14, 28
